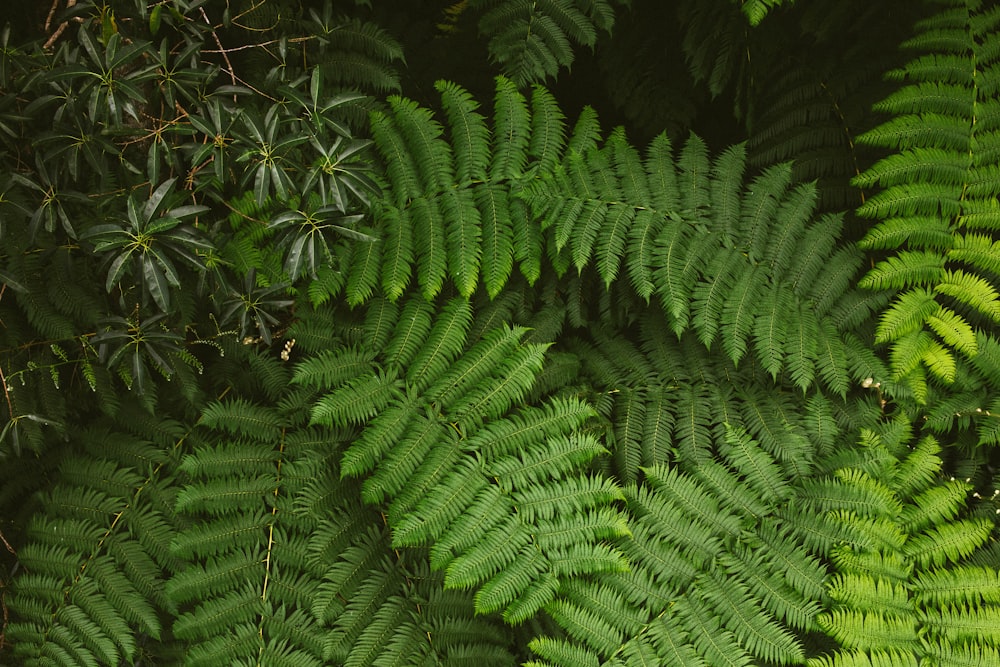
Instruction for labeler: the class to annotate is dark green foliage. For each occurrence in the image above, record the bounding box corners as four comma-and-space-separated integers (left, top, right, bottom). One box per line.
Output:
2, 1, 1000, 666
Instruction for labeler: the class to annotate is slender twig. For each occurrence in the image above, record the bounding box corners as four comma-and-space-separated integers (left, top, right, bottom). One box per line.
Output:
43, 0, 81, 51
200, 7, 238, 90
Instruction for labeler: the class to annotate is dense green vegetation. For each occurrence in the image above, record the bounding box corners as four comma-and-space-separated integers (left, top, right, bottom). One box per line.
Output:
1, 0, 999, 665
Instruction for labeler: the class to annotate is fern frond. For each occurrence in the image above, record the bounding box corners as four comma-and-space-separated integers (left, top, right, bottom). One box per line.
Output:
691, 248, 740, 352
641, 464, 743, 541
406, 298, 474, 392
530, 84, 567, 173
858, 252, 947, 290
720, 423, 791, 501
698, 569, 805, 665
344, 235, 382, 306
436, 79, 492, 184
807, 648, 919, 667
936, 268, 1000, 321
741, 162, 792, 262
383, 297, 435, 369
339, 400, 415, 478
360, 413, 448, 504
391, 459, 486, 547
817, 609, 920, 652
874, 288, 940, 344
676, 594, 755, 667
720, 263, 765, 365
379, 205, 413, 301
922, 604, 1000, 645
291, 346, 376, 389
528, 636, 601, 667
447, 341, 549, 429
491, 76, 531, 180
309, 370, 400, 426
441, 188, 483, 297
903, 517, 994, 568
474, 0, 618, 86
912, 565, 1000, 607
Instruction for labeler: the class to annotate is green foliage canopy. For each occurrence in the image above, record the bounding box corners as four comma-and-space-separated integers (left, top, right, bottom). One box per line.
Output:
0, 1, 999, 666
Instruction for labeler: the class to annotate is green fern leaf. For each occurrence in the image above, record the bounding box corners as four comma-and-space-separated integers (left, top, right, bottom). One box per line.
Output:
448, 342, 549, 429
785, 302, 818, 391
922, 604, 1000, 645
411, 197, 448, 299
491, 76, 531, 179
476, 184, 516, 297
710, 142, 747, 247
490, 432, 607, 490
383, 297, 435, 369
642, 465, 743, 541
936, 268, 1000, 321
807, 649, 919, 667
817, 609, 919, 652
654, 225, 708, 334
827, 572, 912, 615
473, 543, 548, 615
858, 251, 946, 290
856, 113, 970, 152
379, 205, 413, 301
406, 298, 474, 393
514, 475, 624, 523
904, 517, 994, 568
436, 79, 491, 183
691, 247, 741, 349
742, 163, 792, 262
528, 636, 601, 667
783, 214, 839, 299
677, 595, 755, 667
677, 134, 711, 216
199, 398, 283, 439
567, 105, 603, 156
309, 370, 400, 426
340, 401, 415, 478
291, 347, 376, 389
370, 110, 421, 205
752, 286, 791, 378
926, 306, 978, 357
720, 424, 790, 502
721, 263, 765, 365
595, 203, 635, 287
427, 323, 527, 405
441, 189, 482, 297
529, 84, 567, 173
625, 209, 663, 302
853, 147, 968, 189
858, 216, 954, 250
948, 231, 1000, 274
912, 565, 1000, 606
570, 200, 608, 273
345, 236, 382, 306
391, 459, 486, 547
874, 288, 940, 344
361, 414, 448, 504
699, 569, 805, 665
463, 396, 595, 463
900, 478, 971, 534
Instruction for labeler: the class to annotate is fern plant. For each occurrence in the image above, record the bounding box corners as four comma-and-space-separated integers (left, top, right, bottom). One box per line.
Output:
2, 1, 1000, 666
806, 420, 1000, 666
855, 0, 1000, 407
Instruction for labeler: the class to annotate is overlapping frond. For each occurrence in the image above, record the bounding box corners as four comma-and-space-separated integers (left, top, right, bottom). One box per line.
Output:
470, 0, 622, 86
855, 0, 1000, 405
6, 413, 179, 666
805, 422, 1000, 665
